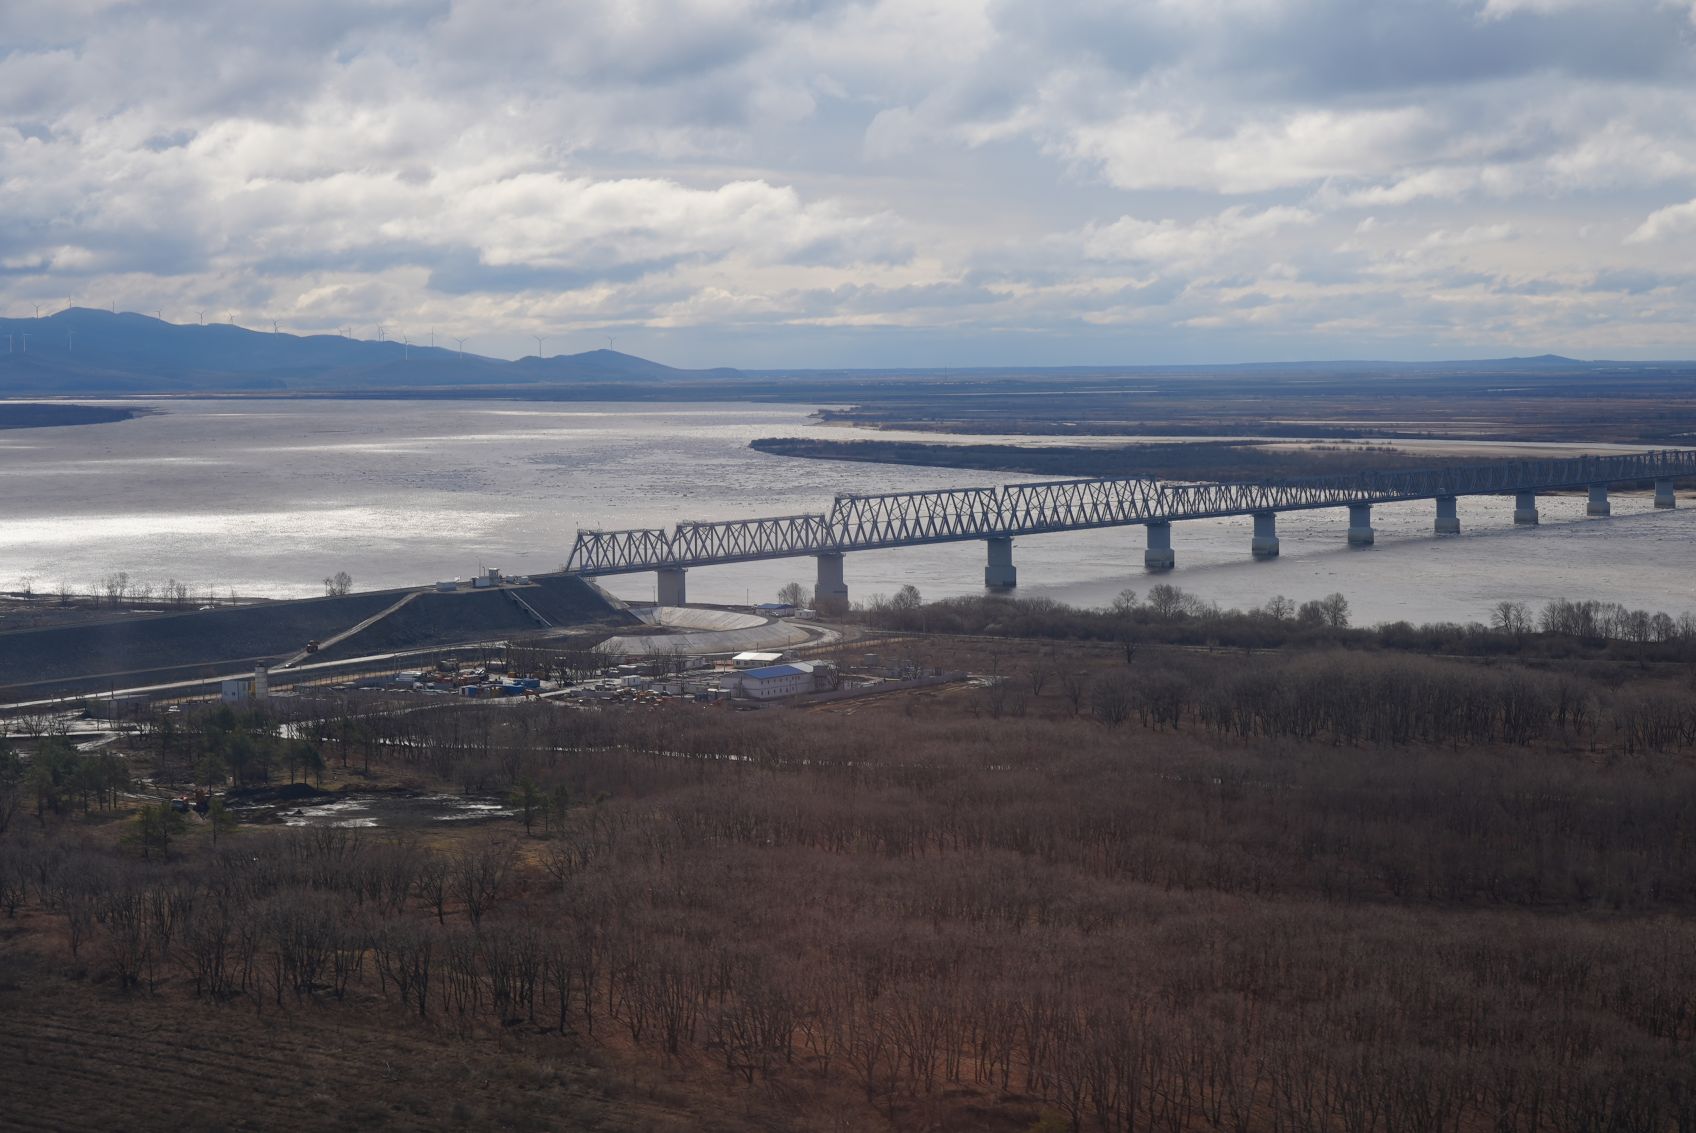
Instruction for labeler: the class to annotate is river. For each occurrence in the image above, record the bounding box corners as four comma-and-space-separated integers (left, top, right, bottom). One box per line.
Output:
2, 398, 1692, 627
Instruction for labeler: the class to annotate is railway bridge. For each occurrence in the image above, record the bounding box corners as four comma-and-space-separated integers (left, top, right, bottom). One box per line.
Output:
564, 449, 1696, 614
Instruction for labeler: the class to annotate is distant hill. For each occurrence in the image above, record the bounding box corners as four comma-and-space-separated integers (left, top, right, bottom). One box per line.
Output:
513, 348, 740, 383
3, 310, 1683, 398
0, 309, 742, 394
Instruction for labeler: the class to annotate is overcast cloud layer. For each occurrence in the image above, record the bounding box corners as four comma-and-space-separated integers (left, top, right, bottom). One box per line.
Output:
4, 0, 1696, 366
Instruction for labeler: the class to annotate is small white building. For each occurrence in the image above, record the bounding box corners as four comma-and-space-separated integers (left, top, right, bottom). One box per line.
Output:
221, 665, 270, 703
732, 651, 785, 669
738, 662, 816, 700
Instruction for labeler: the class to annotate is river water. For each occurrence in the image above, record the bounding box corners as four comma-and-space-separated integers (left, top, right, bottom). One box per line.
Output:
2, 398, 1692, 627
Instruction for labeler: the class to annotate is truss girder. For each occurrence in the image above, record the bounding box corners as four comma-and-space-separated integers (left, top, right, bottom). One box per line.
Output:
564, 449, 1696, 574
669, 514, 834, 564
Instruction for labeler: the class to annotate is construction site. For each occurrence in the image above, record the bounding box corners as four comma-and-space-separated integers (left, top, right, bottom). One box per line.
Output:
0, 562, 971, 723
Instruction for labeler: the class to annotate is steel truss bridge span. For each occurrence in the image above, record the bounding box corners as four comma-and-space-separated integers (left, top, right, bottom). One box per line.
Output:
565, 448, 1696, 575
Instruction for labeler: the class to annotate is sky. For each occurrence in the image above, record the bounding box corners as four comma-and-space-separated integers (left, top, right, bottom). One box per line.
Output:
3, 0, 1696, 368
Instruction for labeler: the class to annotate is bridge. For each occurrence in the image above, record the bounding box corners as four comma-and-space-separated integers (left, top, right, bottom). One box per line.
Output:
565, 449, 1696, 613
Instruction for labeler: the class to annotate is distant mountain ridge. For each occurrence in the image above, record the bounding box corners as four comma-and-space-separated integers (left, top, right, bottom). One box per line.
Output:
0, 308, 740, 393
0, 308, 1681, 397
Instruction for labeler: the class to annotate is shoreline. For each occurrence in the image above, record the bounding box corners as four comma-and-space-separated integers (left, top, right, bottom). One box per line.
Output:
0, 403, 149, 430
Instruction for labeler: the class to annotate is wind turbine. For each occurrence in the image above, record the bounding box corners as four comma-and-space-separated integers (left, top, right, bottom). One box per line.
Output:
272, 320, 279, 335
32, 304, 40, 318
606, 335, 615, 351
376, 324, 387, 342
19, 333, 28, 353
402, 335, 410, 361
453, 337, 467, 359
428, 328, 435, 349
66, 330, 75, 351
196, 310, 205, 325
532, 335, 545, 357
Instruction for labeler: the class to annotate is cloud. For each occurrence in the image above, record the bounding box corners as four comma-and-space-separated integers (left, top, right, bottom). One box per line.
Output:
1, 0, 1696, 363
1085, 205, 1316, 266
1477, 0, 1592, 20
1627, 198, 1696, 244
1063, 107, 1438, 194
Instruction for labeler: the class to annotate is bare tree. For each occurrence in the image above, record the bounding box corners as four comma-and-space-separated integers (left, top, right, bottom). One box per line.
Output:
102, 570, 130, 607
1089, 671, 1135, 726
451, 842, 513, 927
889, 584, 923, 611
1490, 600, 1531, 636
1146, 583, 1189, 619
1059, 670, 1089, 716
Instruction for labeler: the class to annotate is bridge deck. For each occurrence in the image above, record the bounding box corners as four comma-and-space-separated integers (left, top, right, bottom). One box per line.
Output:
567, 449, 1696, 575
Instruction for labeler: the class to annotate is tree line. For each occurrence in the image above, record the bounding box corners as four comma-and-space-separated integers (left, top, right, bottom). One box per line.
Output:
860, 587, 1696, 661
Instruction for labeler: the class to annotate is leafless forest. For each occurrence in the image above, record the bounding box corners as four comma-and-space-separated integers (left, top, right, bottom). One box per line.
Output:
3, 628, 1696, 1131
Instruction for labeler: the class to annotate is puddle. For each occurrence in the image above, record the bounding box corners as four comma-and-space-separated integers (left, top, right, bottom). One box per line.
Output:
238, 792, 515, 829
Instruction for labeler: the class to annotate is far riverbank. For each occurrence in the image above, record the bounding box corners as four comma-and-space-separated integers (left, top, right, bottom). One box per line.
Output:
0, 403, 147, 430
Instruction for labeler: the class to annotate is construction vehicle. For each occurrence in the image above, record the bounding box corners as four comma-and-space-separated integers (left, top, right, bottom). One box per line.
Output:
170, 788, 212, 815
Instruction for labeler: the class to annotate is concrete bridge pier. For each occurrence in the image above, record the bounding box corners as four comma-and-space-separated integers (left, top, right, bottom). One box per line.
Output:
1587, 484, 1611, 517
984, 536, 1017, 590
1347, 503, 1375, 546
1251, 511, 1280, 559
1144, 521, 1175, 571
1514, 490, 1539, 526
1435, 495, 1460, 534
815, 551, 849, 615
656, 567, 687, 606
1655, 479, 1677, 509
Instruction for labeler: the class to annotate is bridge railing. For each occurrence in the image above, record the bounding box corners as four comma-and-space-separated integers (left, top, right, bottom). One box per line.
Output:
564, 448, 1696, 574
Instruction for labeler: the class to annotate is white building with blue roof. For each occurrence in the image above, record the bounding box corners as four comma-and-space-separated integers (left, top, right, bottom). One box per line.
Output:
738, 661, 817, 700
